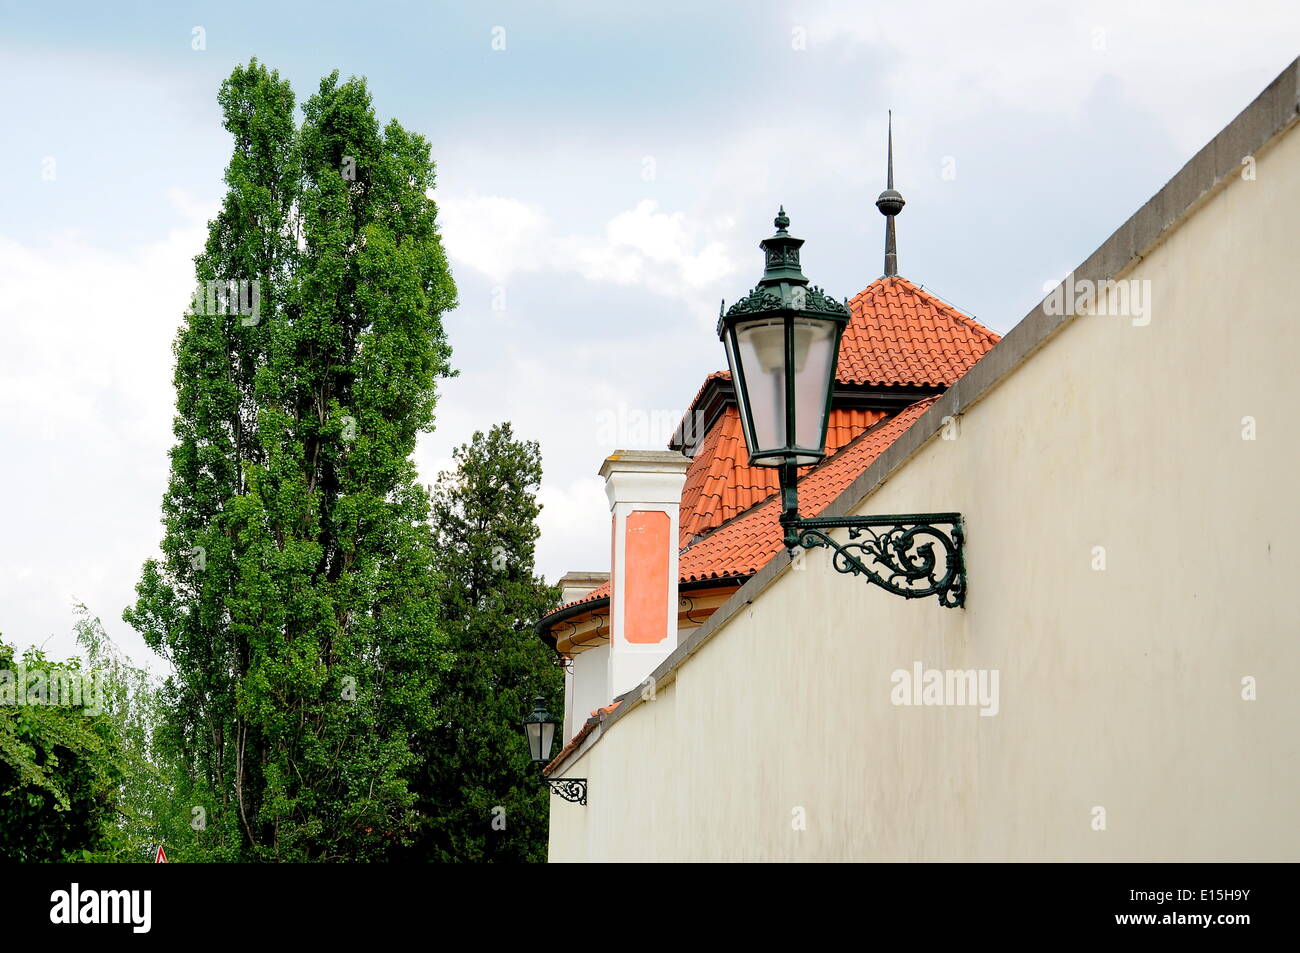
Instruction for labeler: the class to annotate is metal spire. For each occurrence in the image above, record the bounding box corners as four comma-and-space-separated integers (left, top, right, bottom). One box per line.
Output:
887, 113, 894, 189
875, 111, 906, 277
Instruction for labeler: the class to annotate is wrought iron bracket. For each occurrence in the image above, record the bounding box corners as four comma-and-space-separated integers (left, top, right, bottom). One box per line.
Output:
778, 463, 965, 608
543, 777, 588, 805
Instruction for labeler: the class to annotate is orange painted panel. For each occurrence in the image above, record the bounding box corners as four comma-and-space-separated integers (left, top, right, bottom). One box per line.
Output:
624, 510, 670, 644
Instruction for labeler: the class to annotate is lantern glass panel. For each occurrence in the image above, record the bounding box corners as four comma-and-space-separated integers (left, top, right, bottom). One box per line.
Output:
723, 329, 755, 458
733, 317, 788, 456
792, 318, 838, 456
524, 719, 543, 762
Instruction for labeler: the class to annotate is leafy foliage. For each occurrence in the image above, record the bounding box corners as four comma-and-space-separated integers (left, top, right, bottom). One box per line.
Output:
406, 424, 562, 862
124, 60, 457, 861
0, 635, 126, 862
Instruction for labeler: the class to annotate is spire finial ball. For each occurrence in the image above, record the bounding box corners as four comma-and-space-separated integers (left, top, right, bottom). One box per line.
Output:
875, 189, 905, 217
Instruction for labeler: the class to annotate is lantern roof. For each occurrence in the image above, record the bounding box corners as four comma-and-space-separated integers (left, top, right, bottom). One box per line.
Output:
756, 205, 806, 284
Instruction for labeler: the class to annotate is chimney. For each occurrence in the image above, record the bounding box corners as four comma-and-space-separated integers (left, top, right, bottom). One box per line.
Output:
600, 450, 691, 699
558, 571, 609, 606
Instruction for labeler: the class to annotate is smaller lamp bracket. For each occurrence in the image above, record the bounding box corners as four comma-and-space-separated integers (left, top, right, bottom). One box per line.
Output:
544, 777, 588, 805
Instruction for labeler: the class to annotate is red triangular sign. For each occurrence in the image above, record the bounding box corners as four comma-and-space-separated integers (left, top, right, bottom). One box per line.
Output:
154, 845, 168, 863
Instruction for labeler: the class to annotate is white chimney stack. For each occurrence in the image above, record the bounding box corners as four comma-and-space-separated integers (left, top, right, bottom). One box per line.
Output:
600, 450, 690, 699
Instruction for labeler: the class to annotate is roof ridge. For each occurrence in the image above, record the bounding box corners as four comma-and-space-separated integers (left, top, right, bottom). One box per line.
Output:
672, 370, 730, 445
894, 278, 1001, 341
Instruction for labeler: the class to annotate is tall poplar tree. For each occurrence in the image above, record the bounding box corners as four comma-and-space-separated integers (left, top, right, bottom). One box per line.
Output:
125, 61, 456, 860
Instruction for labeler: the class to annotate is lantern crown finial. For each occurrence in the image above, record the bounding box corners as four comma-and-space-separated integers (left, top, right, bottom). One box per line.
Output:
756, 207, 808, 286
717, 208, 850, 335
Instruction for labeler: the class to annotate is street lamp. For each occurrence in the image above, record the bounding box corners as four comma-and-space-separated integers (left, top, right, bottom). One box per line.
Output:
718, 206, 848, 470
521, 696, 587, 805
718, 209, 966, 608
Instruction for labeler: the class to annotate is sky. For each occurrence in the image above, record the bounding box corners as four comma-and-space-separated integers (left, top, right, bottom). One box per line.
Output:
1, 0, 1297, 668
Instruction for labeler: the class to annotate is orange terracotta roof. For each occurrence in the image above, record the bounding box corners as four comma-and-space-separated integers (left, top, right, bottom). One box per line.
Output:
838, 277, 1000, 386
677, 405, 887, 547
675, 397, 938, 582
544, 716, 597, 775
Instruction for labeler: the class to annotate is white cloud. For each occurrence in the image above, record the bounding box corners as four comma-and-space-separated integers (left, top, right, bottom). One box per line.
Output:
0, 190, 215, 668
436, 193, 548, 284
567, 199, 734, 294
803, 0, 1300, 153
437, 193, 736, 299
537, 475, 610, 581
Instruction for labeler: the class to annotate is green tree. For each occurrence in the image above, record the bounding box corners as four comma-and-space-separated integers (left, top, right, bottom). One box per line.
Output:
125, 60, 457, 861
408, 423, 562, 862
0, 638, 126, 861
70, 603, 214, 862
